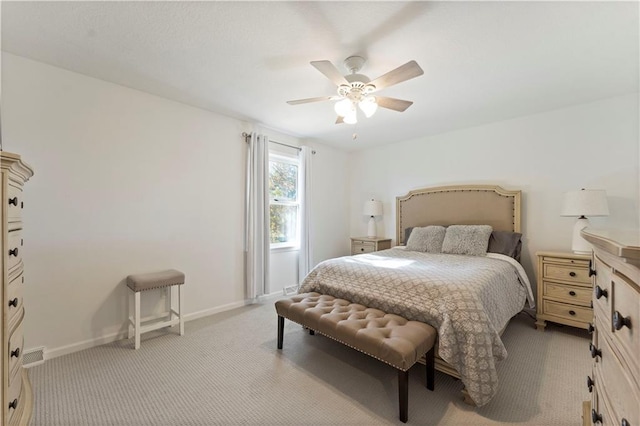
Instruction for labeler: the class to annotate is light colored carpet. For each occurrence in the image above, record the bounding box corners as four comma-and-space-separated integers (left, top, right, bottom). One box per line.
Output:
28, 296, 591, 425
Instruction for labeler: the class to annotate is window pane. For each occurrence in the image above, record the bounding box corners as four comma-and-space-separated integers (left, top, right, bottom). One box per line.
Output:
270, 205, 298, 244
269, 161, 298, 201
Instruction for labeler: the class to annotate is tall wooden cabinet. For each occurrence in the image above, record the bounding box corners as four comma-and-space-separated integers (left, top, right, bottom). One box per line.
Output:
581, 228, 639, 426
1, 152, 34, 425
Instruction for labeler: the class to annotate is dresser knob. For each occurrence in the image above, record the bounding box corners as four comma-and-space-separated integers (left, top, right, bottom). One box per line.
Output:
621, 419, 630, 426
9, 248, 18, 257
589, 343, 601, 359
586, 375, 594, 392
11, 348, 20, 358
8, 196, 18, 206
592, 409, 603, 424
595, 286, 608, 299
569, 271, 576, 277
569, 291, 576, 296
588, 323, 594, 334
613, 311, 632, 330
8, 399, 17, 410
569, 310, 576, 316
8, 298, 18, 308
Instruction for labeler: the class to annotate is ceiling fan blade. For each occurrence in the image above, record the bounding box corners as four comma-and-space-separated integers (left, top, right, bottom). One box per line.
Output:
311, 60, 349, 86
375, 96, 414, 112
335, 116, 344, 124
287, 96, 337, 105
369, 61, 424, 92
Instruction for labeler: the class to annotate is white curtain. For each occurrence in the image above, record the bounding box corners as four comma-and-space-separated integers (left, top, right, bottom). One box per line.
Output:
298, 146, 313, 285
245, 133, 270, 300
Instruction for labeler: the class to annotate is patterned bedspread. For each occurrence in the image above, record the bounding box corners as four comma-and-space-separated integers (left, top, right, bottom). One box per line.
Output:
298, 248, 532, 406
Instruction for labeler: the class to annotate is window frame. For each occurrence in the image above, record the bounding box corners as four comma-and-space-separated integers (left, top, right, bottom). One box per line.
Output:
269, 151, 301, 250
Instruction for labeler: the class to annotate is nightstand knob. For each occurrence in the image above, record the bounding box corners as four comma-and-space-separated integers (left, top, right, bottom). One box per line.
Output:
595, 286, 608, 299
613, 311, 632, 330
569, 310, 576, 316
569, 271, 576, 277
588, 323, 594, 334
589, 260, 596, 277
8, 196, 18, 206
586, 375, 594, 392
589, 343, 601, 359
8, 399, 17, 410
569, 291, 576, 296
592, 409, 603, 424
360, 248, 365, 252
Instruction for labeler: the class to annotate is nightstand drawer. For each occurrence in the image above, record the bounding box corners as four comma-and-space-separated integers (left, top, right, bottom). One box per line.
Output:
352, 242, 375, 254
543, 300, 592, 323
543, 263, 590, 286
543, 281, 591, 306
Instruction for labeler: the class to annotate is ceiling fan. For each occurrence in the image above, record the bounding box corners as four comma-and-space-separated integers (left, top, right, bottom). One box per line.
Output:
287, 56, 424, 124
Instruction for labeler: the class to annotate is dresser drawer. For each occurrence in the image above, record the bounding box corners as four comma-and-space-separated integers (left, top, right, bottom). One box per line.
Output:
542, 300, 592, 323
543, 263, 591, 286
5, 366, 23, 425
596, 330, 640, 425
6, 230, 23, 274
6, 183, 23, 222
610, 272, 640, 379
593, 255, 613, 324
7, 322, 23, 386
543, 281, 591, 306
352, 242, 375, 254
7, 272, 24, 329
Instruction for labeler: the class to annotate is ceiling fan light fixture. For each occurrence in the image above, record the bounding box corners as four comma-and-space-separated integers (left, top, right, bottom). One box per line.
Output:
343, 109, 358, 124
334, 98, 353, 117
359, 96, 378, 118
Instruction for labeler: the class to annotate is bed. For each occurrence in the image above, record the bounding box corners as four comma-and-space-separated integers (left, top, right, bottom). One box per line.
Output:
298, 185, 534, 407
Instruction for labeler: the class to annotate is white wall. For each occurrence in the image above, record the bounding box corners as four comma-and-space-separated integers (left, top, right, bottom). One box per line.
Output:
348, 93, 639, 285
1, 53, 350, 356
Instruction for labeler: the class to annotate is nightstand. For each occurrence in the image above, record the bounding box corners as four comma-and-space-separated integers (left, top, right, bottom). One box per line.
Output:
535, 251, 592, 331
350, 237, 392, 255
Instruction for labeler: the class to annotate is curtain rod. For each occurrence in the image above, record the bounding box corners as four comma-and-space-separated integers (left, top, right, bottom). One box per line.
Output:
242, 132, 315, 154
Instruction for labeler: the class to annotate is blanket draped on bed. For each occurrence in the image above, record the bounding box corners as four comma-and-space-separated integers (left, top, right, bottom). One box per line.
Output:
298, 249, 528, 406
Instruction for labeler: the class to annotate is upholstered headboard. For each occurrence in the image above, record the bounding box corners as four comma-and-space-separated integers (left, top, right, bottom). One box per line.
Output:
396, 185, 521, 245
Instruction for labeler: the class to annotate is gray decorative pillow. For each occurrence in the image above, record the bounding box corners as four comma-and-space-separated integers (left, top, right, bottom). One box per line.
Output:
405, 226, 446, 253
441, 225, 493, 256
488, 230, 523, 261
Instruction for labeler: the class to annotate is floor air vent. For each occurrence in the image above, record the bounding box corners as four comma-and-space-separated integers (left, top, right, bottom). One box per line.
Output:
23, 347, 45, 367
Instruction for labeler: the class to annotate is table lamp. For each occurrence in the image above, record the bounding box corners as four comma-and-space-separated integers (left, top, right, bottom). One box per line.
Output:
561, 189, 609, 253
363, 199, 383, 238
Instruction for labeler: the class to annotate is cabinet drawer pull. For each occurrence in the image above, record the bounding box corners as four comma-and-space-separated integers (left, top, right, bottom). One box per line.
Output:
9, 247, 18, 257
587, 375, 594, 392
11, 347, 20, 358
8, 399, 17, 410
589, 260, 596, 277
8, 298, 18, 308
569, 271, 576, 277
360, 248, 365, 252
588, 323, 594, 334
621, 419, 630, 426
569, 291, 576, 296
8, 196, 18, 206
569, 310, 576, 316
589, 343, 601, 359
595, 286, 608, 299
591, 409, 602, 424
613, 311, 632, 330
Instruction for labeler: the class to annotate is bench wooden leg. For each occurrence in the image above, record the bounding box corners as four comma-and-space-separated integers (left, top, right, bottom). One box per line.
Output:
398, 369, 408, 423
425, 347, 435, 391
277, 316, 284, 349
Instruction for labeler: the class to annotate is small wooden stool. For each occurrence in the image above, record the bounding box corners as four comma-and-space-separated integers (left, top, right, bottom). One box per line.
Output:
126, 269, 185, 349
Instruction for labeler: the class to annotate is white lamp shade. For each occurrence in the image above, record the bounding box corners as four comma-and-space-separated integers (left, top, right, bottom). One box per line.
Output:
359, 97, 378, 118
334, 98, 353, 117
560, 189, 609, 217
363, 200, 383, 217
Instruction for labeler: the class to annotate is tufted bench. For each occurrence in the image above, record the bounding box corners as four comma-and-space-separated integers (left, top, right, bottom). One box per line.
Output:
275, 292, 437, 423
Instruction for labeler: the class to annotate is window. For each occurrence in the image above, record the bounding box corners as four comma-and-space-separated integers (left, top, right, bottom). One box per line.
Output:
269, 153, 300, 249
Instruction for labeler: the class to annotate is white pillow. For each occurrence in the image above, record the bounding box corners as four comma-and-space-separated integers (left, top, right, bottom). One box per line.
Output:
405, 226, 446, 253
441, 225, 493, 256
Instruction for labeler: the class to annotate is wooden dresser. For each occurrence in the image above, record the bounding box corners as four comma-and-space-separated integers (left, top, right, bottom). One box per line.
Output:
1, 152, 34, 425
581, 228, 639, 426
535, 251, 593, 331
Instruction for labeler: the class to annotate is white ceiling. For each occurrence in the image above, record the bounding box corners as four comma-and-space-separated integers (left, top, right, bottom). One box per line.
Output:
2, 1, 638, 151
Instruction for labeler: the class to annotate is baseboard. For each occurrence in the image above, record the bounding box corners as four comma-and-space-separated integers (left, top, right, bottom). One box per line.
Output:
29, 298, 259, 362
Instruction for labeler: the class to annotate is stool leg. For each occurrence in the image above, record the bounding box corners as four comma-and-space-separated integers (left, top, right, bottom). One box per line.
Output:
134, 291, 141, 350
178, 284, 184, 336
166, 285, 173, 324
426, 347, 435, 391
127, 289, 134, 339
277, 316, 284, 349
398, 369, 408, 423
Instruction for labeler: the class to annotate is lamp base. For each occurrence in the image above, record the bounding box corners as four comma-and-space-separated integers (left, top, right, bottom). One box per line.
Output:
571, 217, 592, 254
367, 216, 377, 238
